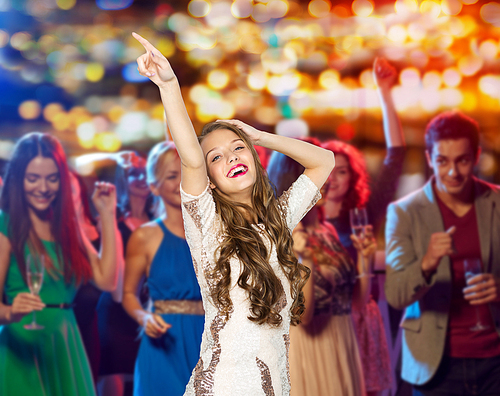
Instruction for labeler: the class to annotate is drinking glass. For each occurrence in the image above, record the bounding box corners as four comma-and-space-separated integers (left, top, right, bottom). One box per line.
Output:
349, 208, 373, 278
463, 258, 489, 332
24, 254, 45, 330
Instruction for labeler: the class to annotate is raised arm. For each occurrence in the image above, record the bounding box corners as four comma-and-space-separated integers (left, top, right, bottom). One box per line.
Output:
132, 33, 207, 196
85, 182, 119, 291
219, 119, 335, 190
373, 57, 405, 148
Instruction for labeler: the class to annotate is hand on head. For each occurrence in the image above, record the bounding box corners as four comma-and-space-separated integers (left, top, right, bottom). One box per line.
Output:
373, 57, 397, 91
216, 119, 263, 145
132, 32, 176, 87
115, 151, 146, 170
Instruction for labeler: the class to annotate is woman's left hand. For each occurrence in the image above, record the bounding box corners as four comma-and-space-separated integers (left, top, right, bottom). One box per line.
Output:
351, 224, 377, 259
217, 119, 263, 145
91, 182, 117, 217
373, 57, 397, 92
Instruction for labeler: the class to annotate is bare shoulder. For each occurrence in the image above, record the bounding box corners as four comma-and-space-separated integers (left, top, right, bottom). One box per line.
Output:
134, 220, 162, 238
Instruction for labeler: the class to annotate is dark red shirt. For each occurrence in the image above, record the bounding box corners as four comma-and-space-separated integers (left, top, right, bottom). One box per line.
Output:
435, 189, 500, 358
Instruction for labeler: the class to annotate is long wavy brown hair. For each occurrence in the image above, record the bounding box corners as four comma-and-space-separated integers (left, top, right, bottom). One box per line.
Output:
199, 122, 310, 326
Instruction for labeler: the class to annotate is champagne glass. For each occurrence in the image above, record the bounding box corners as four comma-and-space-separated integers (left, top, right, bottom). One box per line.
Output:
349, 207, 373, 278
463, 258, 489, 332
24, 254, 45, 330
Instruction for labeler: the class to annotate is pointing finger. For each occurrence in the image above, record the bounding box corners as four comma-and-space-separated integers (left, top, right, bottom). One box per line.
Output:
132, 32, 154, 52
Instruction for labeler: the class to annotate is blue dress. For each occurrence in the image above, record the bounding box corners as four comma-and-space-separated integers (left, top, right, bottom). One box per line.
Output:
134, 219, 204, 396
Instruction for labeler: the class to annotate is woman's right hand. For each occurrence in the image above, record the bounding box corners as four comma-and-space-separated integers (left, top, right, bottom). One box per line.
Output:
9, 292, 45, 323
351, 225, 377, 260
142, 313, 171, 338
132, 32, 177, 88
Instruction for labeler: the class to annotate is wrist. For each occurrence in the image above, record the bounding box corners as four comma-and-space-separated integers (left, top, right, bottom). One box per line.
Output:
377, 86, 392, 98
158, 77, 180, 91
253, 129, 271, 146
421, 257, 437, 280
138, 311, 150, 327
97, 209, 116, 219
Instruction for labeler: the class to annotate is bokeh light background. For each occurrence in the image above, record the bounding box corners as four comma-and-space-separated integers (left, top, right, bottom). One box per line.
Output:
1, 0, 500, 186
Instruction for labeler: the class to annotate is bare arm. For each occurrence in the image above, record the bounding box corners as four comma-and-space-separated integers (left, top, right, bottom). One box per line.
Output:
122, 226, 170, 338
86, 182, 119, 291
220, 119, 335, 190
132, 33, 207, 196
373, 57, 405, 148
351, 226, 376, 310
110, 235, 125, 302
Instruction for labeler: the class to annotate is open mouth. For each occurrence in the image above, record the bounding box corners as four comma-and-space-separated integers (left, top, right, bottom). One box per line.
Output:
227, 164, 248, 178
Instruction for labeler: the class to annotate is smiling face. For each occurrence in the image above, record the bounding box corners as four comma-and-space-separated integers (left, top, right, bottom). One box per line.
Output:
426, 137, 478, 199
151, 152, 182, 209
24, 155, 60, 213
127, 166, 149, 198
326, 154, 351, 203
200, 128, 256, 204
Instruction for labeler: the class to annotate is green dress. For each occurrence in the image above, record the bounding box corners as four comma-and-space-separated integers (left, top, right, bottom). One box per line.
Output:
0, 211, 96, 396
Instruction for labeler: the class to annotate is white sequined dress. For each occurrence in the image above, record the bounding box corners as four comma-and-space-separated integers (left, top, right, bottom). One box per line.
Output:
181, 174, 320, 396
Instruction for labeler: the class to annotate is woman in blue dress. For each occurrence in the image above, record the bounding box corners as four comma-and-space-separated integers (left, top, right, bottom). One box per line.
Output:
122, 141, 204, 396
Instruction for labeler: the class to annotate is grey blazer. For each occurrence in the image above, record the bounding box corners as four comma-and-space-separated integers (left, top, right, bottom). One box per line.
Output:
385, 177, 500, 385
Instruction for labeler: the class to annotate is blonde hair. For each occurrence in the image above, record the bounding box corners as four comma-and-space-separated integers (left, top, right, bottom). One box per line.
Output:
146, 141, 179, 218
199, 122, 310, 326
146, 141, 178, 185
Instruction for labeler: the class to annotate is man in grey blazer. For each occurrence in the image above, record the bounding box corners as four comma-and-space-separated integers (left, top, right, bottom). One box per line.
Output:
385, 110, 500, 395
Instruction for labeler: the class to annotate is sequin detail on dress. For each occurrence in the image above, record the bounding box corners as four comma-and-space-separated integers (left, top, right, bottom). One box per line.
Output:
256, 357, 276, 396
181, 175, 321, 396
193, 312, 229, 395
183, 200, 203, 230
283, 334, 291, 388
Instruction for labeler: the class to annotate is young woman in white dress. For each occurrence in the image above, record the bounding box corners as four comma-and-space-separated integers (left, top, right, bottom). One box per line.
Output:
132, 33, 335, 396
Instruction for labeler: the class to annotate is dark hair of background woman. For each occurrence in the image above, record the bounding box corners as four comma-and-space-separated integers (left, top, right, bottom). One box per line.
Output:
0, 132, 92, 284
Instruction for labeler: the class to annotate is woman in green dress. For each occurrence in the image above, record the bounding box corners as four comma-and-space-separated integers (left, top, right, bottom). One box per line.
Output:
0, 132, 119, 396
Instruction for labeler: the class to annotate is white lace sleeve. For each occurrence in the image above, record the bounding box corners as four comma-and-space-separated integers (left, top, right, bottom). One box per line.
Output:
278, 173, 321, 231
180, 180, 217, 276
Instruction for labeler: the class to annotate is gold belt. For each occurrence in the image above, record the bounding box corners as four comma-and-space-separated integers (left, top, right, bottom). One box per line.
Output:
153, 300, 205, 315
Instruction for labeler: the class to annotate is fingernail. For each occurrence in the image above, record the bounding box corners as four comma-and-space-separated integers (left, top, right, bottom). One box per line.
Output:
151, 52, 155, 57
